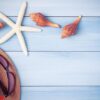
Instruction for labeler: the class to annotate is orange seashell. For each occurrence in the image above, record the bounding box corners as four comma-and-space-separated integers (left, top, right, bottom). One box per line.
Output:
0, 22, 4, 29
61, 16, 81, 38
29, 13, 60, 28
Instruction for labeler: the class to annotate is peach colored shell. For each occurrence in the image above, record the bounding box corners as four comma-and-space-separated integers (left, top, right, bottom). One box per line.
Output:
61, 16, 81, 38
30, 13, 60, 28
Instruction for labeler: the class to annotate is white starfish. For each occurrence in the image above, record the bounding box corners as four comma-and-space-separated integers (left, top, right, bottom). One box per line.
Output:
0, 2, 42, 56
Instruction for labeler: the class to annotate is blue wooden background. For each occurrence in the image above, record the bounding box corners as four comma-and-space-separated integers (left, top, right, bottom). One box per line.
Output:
0, 0, 100, 100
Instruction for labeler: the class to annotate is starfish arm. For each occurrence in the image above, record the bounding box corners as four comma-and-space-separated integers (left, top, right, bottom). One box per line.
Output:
21, 26, 42, 32
16, 2, 27, 25
0, 12, 15, 28
0, 29, 15, 44
16, 31, 28, 56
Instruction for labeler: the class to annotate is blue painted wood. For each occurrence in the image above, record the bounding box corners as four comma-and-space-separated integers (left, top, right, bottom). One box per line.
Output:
21, 87, 100, 100
0, 17, 100, 51
0, 0, 100, 16
0, 0, 100, 100
5, 52, 100, 86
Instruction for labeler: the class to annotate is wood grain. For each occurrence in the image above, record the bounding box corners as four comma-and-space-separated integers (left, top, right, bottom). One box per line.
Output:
0, 0, 100, 99
5, 52, 100, 86
0, 17, 100, 51
0, 0, 100, 16
21, 87, 100, 100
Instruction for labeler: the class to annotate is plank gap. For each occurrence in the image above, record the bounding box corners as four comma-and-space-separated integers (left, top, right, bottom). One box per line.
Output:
20, 85, 100, 87
5, 51, 100, 52
6, 16, 100, 17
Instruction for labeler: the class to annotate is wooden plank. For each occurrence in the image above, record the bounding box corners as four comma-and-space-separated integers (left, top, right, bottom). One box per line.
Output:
0, 17, 100, 51
21, 87, 100, 100
5, 52, 100, 86
0, 0, 100, 16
